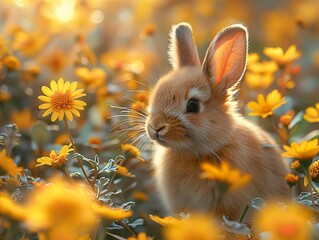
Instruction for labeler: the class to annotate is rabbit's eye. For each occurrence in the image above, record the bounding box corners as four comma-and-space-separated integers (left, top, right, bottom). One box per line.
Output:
186, 99, 199, 113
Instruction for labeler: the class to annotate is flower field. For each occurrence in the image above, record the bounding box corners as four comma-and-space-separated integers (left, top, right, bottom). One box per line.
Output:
0, 0, 319, 239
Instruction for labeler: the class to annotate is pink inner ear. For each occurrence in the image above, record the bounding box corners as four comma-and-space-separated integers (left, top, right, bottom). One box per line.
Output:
214, 32, 246, 85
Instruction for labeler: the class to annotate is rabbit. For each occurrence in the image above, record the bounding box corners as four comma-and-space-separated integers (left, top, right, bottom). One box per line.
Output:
144, 22, 290, 220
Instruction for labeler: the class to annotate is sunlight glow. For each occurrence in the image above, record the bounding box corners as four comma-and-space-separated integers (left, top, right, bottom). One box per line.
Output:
44, 0, 76, 23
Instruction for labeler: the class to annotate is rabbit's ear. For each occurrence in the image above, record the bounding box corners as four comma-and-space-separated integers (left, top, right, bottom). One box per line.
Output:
202, 24, 248, 91
168, 22, 201, 69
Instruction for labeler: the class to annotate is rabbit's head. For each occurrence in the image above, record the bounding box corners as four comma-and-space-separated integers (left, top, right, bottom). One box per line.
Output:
145, 23, 248, 154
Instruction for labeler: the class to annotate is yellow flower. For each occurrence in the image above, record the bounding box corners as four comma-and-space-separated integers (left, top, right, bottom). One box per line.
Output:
254, 202, 312, 240
247, 90, 286, 118
127, 232, 152, 240
201, 161, 251, 192
248, 53, 260, 64
0, 36, 10, 57
132, 191, 149, 201
101, 49, 148, 73
164, 215, 220, 240
303, 103, 319, 123
75, 67, 106, 91
38, 78, 86, 122
22, 64, 41, 83
131, 101, 147, 116
2, 55, 20, 70
263, 45, 301, 66
0, 88, 11, 102
245, 55, 278, 89
91, 203, 132, 220
284, 173, 299, 187
36, 144, 73, 168
5, 177, 22, 193
140, 23, 156, 38
149, 214, 181, 227
290, 160, 301, 170
42, 49, 68, 73
116, 164, 135, 178
0, 149, 23, 176
25, 178, 97, 234
12, 31, 47, 56
282, 139, 319, 160
245, 72, 274, 89
135, 92, 149, 104
247, 60, 278, 74
11, 109, 35, 131
304, 160, 319, 187
0, 193, 26, 221
280, 110, 295, 126
38, 230, 90, 240
77, 235, 91, 240
88, 136, 102, 145
54, 133, 70, 145
121, 144, 141, 159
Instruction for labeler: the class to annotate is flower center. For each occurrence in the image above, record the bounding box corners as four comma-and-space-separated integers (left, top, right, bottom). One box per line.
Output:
277, 222, 299, 238
262, 104, 275, 113
51, 153, 67, 168
51, 90, 74, 111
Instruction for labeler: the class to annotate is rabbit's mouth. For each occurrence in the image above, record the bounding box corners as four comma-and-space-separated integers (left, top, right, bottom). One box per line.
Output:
146, 123, 167, 143
145, 117, 190, 148
146, 122, 177, 147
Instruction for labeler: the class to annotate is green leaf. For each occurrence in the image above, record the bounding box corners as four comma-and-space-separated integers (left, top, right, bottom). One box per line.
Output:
222, 215, 251, 235
251, 197, 265, 211
288, 111, 304, 130
301, 130, 319, 142
106, 232, 127, 240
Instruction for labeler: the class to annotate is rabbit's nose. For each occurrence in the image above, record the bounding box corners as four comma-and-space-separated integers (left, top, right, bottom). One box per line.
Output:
147, 123, 168, 141
154, 125, 168, 140
155, 126, 165, 134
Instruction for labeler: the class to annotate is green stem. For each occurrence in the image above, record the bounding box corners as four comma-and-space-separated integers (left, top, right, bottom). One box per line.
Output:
117, 220, 136, 236
106, 157, 124, 192
92, 165, 98, 187
311, 190, 315, 208
61, 166, 74, 183
213, 182, 228, 210
63, 118, 95, 192
239, 205, 250, 223
96, 220, 106, 240
4, 223, 16, 240
4, 226, 12, 240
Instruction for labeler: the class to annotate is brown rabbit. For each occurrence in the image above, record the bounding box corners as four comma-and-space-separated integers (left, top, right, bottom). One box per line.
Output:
144, 22, 290, 220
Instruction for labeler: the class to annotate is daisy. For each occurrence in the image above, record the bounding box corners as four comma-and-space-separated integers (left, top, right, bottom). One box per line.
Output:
38, 78, 86, 122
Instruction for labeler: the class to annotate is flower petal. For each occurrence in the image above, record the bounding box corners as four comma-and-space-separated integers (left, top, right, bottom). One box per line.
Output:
39, 103, 51, 110
62, 81, 71, 93
65, 110, 73, 121
57, 78, 65, 91
42, 108, 53, 117
58, 111, 65, 121
74, 100, 87, 106
70, 108, 80, 117
51, 111, 59, 122
69, 81, 78, 92
38, 95, 51, 102
42, 86, 53, 96
50, 80, 58, 92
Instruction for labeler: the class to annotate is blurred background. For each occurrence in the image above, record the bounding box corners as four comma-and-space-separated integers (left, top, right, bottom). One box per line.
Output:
0, 0, 319, 238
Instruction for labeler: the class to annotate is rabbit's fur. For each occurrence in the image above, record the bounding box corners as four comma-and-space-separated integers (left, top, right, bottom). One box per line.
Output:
145, 23, 290, 219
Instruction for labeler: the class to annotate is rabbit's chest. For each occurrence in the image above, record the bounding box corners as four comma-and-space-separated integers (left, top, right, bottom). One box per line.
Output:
153, 147, 216, 212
